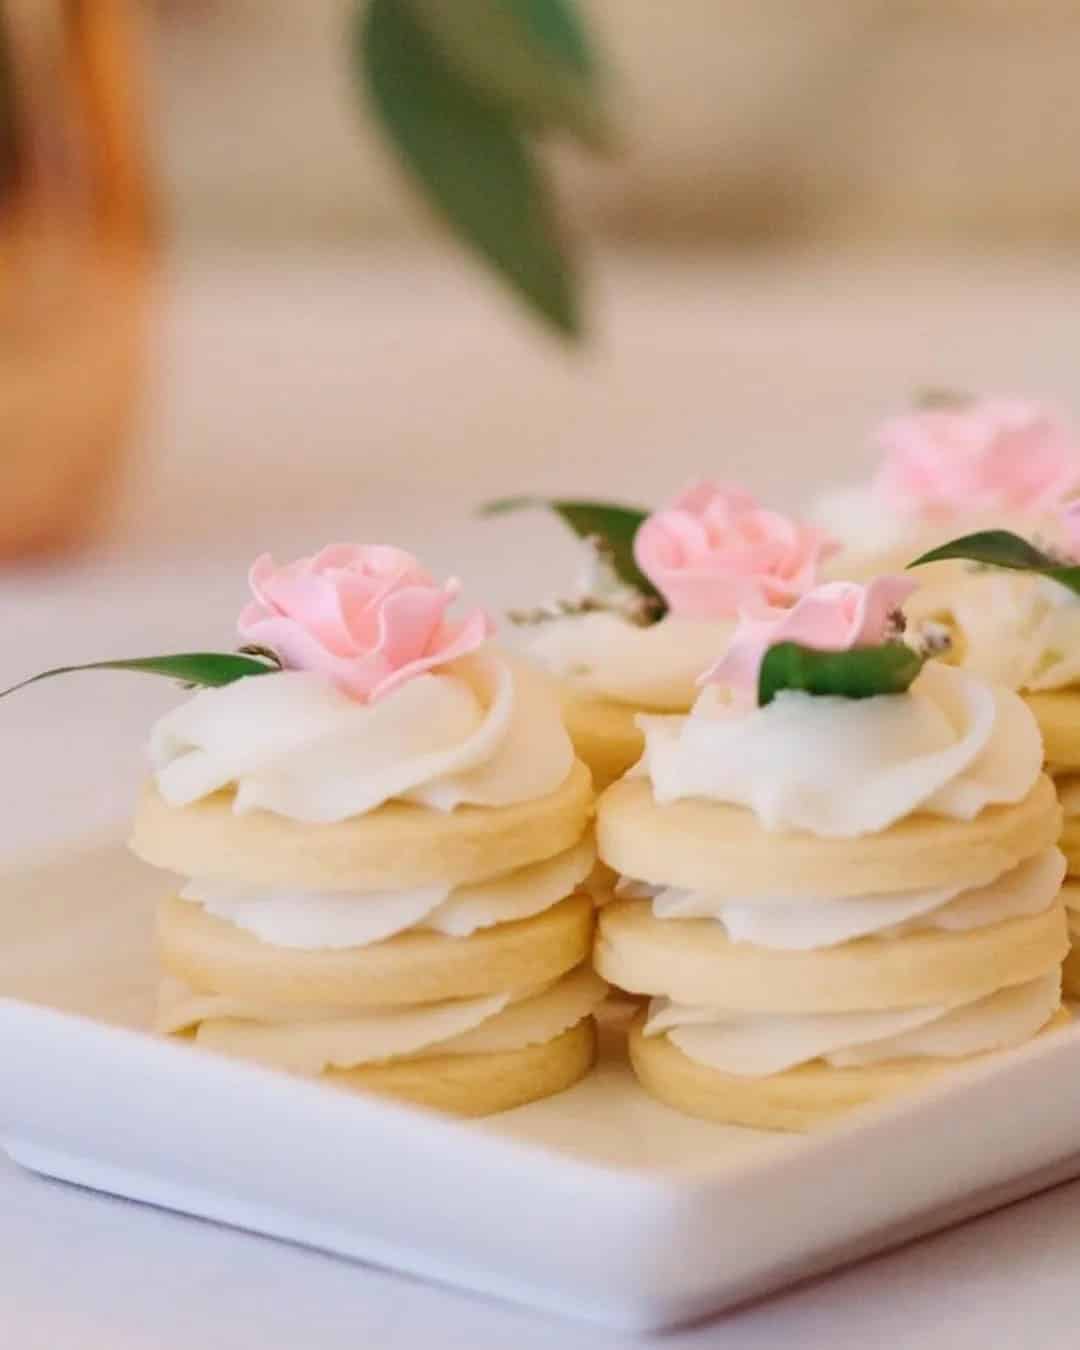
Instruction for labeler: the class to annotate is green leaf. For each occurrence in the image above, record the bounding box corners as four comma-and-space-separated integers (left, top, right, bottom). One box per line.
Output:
758, 641, 925, 708
481, 495, 663, 608
908, 529, 1080, 597
359, 0, 581, 338
0, 653, 279, 702
405, 0, 615, 152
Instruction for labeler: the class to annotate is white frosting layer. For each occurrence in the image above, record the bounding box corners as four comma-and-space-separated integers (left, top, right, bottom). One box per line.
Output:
619, 848, 1065, 951
905, 570, 1080, 694
180, 838, 596, 949
526, 612, 733, 712
813, 489, 1055, 581
645, 971, 1061, 1077
160, 966, 608, 1074
636, 660, 1043, 837
150, 650, 575, 824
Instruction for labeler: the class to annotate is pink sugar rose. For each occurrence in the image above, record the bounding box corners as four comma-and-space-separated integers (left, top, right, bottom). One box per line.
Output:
238, 544, 493, 702
873, 397, 1080, 519
701, 575, 917, 700
633, 481, 837, 620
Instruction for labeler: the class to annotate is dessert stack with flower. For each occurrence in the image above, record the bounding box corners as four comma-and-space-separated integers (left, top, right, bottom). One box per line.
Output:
897, 511, 1080, 999
593, 577, 1069, 1131
491, 484, 836, 790
117, 545, 606, 1116
814, 395, 1080, 581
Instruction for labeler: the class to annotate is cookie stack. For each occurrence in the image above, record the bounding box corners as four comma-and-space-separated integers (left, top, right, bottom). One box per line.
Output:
130, 546, 607, 1116
594, 585, 1069, 1131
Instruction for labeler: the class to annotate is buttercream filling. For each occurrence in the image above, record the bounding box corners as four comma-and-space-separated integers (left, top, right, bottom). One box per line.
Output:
635, 660, 1043, 837
159, 966, 608, 1074
905, 570, 1080, 694
179, 837, 596, 949
645, 971, 1061, 1077
526, 612, 734, 712
617, 848, 1065, 951
149, 649, 574, 824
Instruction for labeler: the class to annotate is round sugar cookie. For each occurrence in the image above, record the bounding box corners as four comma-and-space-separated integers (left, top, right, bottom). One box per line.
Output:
597, 775, 1061, 899
1062, 881, 1080, 998
1060, 815, 1080, 877
1025, 691, 1080, 770
1063, 943, 1080, 1000
159, 892, 594, 1008
560, 689, 643, 791
328, 1019, 596, 1116
132, 760, 593, 891
596, 898, 1068, 1012
628, 1010, 1070, 1133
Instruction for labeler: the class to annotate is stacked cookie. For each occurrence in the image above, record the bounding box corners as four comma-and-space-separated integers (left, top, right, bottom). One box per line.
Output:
899, 569, 1080, 998
1026, 693, 1080, 996
130, 546, 606, 1116
594, 583, 1070, 1131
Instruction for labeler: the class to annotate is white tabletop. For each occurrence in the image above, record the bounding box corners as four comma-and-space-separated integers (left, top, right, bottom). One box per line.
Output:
5, 248, 1080, 1346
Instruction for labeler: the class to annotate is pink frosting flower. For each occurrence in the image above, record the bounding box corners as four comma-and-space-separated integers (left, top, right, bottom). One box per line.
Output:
701, 575, 917, 700
873, 397, 1080, 519
238, 544, 493, 702
633, 481, 837, 620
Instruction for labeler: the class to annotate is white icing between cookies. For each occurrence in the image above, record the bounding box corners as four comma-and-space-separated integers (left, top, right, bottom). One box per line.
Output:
149, 649, 574, 824
159, 966, 608, 1074
645, 970, 1061, 1077
180, 838, 596, 949
618, 847, 1065, 952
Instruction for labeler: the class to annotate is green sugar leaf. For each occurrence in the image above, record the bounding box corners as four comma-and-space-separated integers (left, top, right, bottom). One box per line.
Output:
0, 652, 279, 701
758, 641, 925, 707
908, 529, 1080, 597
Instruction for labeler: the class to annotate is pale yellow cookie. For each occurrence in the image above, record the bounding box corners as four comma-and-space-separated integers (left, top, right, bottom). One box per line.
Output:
597, 775, 1061, 899
1062, 881, 1080, 998
132, 760, 594, 891
1063, 945, 1080, 1000
1025, 691, 1080, 771
329, 1020, 596, 1117
1060, 815, 1080, 877
596, 897, 1068, 1012
628, 1009, 1070, 1132
158, 892, 594, 1007
560, 689, 643, 791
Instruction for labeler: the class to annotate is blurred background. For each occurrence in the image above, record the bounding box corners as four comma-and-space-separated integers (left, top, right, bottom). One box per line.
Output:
7, 0, 1080, 849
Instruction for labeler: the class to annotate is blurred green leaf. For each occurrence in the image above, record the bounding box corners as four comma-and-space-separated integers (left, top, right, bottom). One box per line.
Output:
908, 529, 1080, 596
359, 0, 581, 337
482, 495, 662, 607
0, 652, 279, 701
405, 0, 615, 151
758, 641, 924, 707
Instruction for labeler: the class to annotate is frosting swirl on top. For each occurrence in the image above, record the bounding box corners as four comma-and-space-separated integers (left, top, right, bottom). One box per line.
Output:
150, 650, 575, 824
526, 612, 734, 711
906, 570, 1080, 694
635, 660, 1043, 837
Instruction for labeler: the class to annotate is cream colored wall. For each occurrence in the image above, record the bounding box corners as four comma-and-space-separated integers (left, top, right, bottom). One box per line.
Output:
149, 0, 1080, 246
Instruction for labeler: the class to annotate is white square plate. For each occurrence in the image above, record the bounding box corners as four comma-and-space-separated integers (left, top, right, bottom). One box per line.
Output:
3, 842, 1080, 1332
